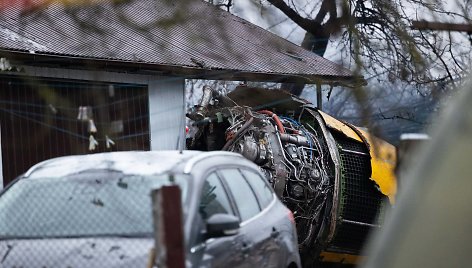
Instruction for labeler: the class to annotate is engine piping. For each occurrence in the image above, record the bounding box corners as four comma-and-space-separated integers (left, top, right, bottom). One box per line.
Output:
221, 117, 254, 151
258, 110, 286, 134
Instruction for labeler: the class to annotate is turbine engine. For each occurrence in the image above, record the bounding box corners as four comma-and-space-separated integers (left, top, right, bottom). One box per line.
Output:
187, 85, 397, 265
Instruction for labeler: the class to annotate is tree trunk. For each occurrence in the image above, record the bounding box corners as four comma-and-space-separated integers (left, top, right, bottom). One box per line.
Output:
273, 0, 334, 96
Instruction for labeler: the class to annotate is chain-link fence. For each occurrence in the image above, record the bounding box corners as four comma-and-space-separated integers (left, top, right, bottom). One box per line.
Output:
0, 75, 150, 186
0, 157, 186, 267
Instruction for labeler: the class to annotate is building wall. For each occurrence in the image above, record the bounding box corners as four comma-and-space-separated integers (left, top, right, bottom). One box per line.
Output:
149, 78, 185, 151
0, 67, 185, 187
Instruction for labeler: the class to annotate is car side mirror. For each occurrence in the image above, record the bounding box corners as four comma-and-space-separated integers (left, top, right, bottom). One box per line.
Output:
206, 213, 240, 238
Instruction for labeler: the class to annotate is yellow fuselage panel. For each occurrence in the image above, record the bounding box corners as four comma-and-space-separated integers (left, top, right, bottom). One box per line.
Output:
319, 251, 363, 265
318, 110, 397, 204
318, 111, 363, 142
358, 129, 397, 204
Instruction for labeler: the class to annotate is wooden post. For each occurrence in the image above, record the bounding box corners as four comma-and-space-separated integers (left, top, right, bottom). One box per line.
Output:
396, 133, 430, 187
151, 185, 185, 268
317, 83, 322, 110
0, 124, 3, 190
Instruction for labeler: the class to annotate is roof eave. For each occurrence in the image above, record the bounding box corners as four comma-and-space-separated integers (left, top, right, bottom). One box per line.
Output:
0, 49, 363, 86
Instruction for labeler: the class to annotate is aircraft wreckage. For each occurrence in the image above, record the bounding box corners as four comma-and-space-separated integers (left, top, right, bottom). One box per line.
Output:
186, 85, 397, 266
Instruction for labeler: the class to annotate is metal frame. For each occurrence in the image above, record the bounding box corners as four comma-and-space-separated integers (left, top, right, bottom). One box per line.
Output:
309, 110, 342, 244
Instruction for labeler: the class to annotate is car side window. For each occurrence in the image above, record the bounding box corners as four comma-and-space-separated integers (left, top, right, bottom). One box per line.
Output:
240, 169, 274, 209
220, 169, 261, 222
199, 172, 234, 220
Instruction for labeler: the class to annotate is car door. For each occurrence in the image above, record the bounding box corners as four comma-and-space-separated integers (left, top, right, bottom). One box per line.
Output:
191, 172, 246, 268
218, 168, 277, 267
239, 168, 285, 267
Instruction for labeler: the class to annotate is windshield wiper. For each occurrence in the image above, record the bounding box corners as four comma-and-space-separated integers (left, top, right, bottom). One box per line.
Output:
93, 232, 153, 238
1, 244, 14, 263
0, 235, 43, 240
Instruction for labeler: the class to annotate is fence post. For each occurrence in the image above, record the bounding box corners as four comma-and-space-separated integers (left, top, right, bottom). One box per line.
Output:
396, 133, 430, 187
151, 185, 185, 268
0, 124, 3, 190
316, 83, 322, 110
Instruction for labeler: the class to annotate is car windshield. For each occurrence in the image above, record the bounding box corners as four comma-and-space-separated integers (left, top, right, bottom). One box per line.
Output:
0, 170, 188, 239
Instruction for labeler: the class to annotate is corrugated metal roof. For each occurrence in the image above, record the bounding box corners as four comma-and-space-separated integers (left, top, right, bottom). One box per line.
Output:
0, 0, 354, 83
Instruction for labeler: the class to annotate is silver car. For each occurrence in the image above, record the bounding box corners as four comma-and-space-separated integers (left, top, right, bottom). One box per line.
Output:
0, 151, 301, 268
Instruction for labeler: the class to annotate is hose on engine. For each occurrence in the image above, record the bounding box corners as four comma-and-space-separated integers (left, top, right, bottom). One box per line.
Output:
258, 110, 286, 134
221, 117, 254, 151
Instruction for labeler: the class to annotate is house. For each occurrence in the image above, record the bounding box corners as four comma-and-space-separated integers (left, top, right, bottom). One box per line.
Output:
0, 0, 356, 187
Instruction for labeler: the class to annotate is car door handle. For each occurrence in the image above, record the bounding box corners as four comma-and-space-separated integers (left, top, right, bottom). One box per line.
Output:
271, 227, 279, 238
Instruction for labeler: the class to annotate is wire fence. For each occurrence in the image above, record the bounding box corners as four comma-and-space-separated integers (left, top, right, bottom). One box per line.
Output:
0, 75, 150, 186
0, 166, 166, 267
0, 74, 193, 268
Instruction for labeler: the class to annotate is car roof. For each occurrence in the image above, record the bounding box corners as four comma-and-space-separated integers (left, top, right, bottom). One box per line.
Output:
23, 150, 242, 179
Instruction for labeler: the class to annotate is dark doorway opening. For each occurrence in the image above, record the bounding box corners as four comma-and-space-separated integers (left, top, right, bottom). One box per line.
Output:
0, 75, 150, 186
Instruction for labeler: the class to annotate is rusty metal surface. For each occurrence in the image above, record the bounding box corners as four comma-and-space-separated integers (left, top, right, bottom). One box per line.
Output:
227, 86, 311, 110
0, 0, 354, 83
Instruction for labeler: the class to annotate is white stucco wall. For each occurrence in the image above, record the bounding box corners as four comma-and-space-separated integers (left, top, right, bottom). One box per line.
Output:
148, 77, 185, 151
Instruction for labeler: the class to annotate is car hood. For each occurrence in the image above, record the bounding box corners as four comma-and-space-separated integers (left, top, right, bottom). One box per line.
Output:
0, 237, 154, 268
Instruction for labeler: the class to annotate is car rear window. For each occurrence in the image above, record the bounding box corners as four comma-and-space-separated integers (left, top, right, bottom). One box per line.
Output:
0, 170, 188, 239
